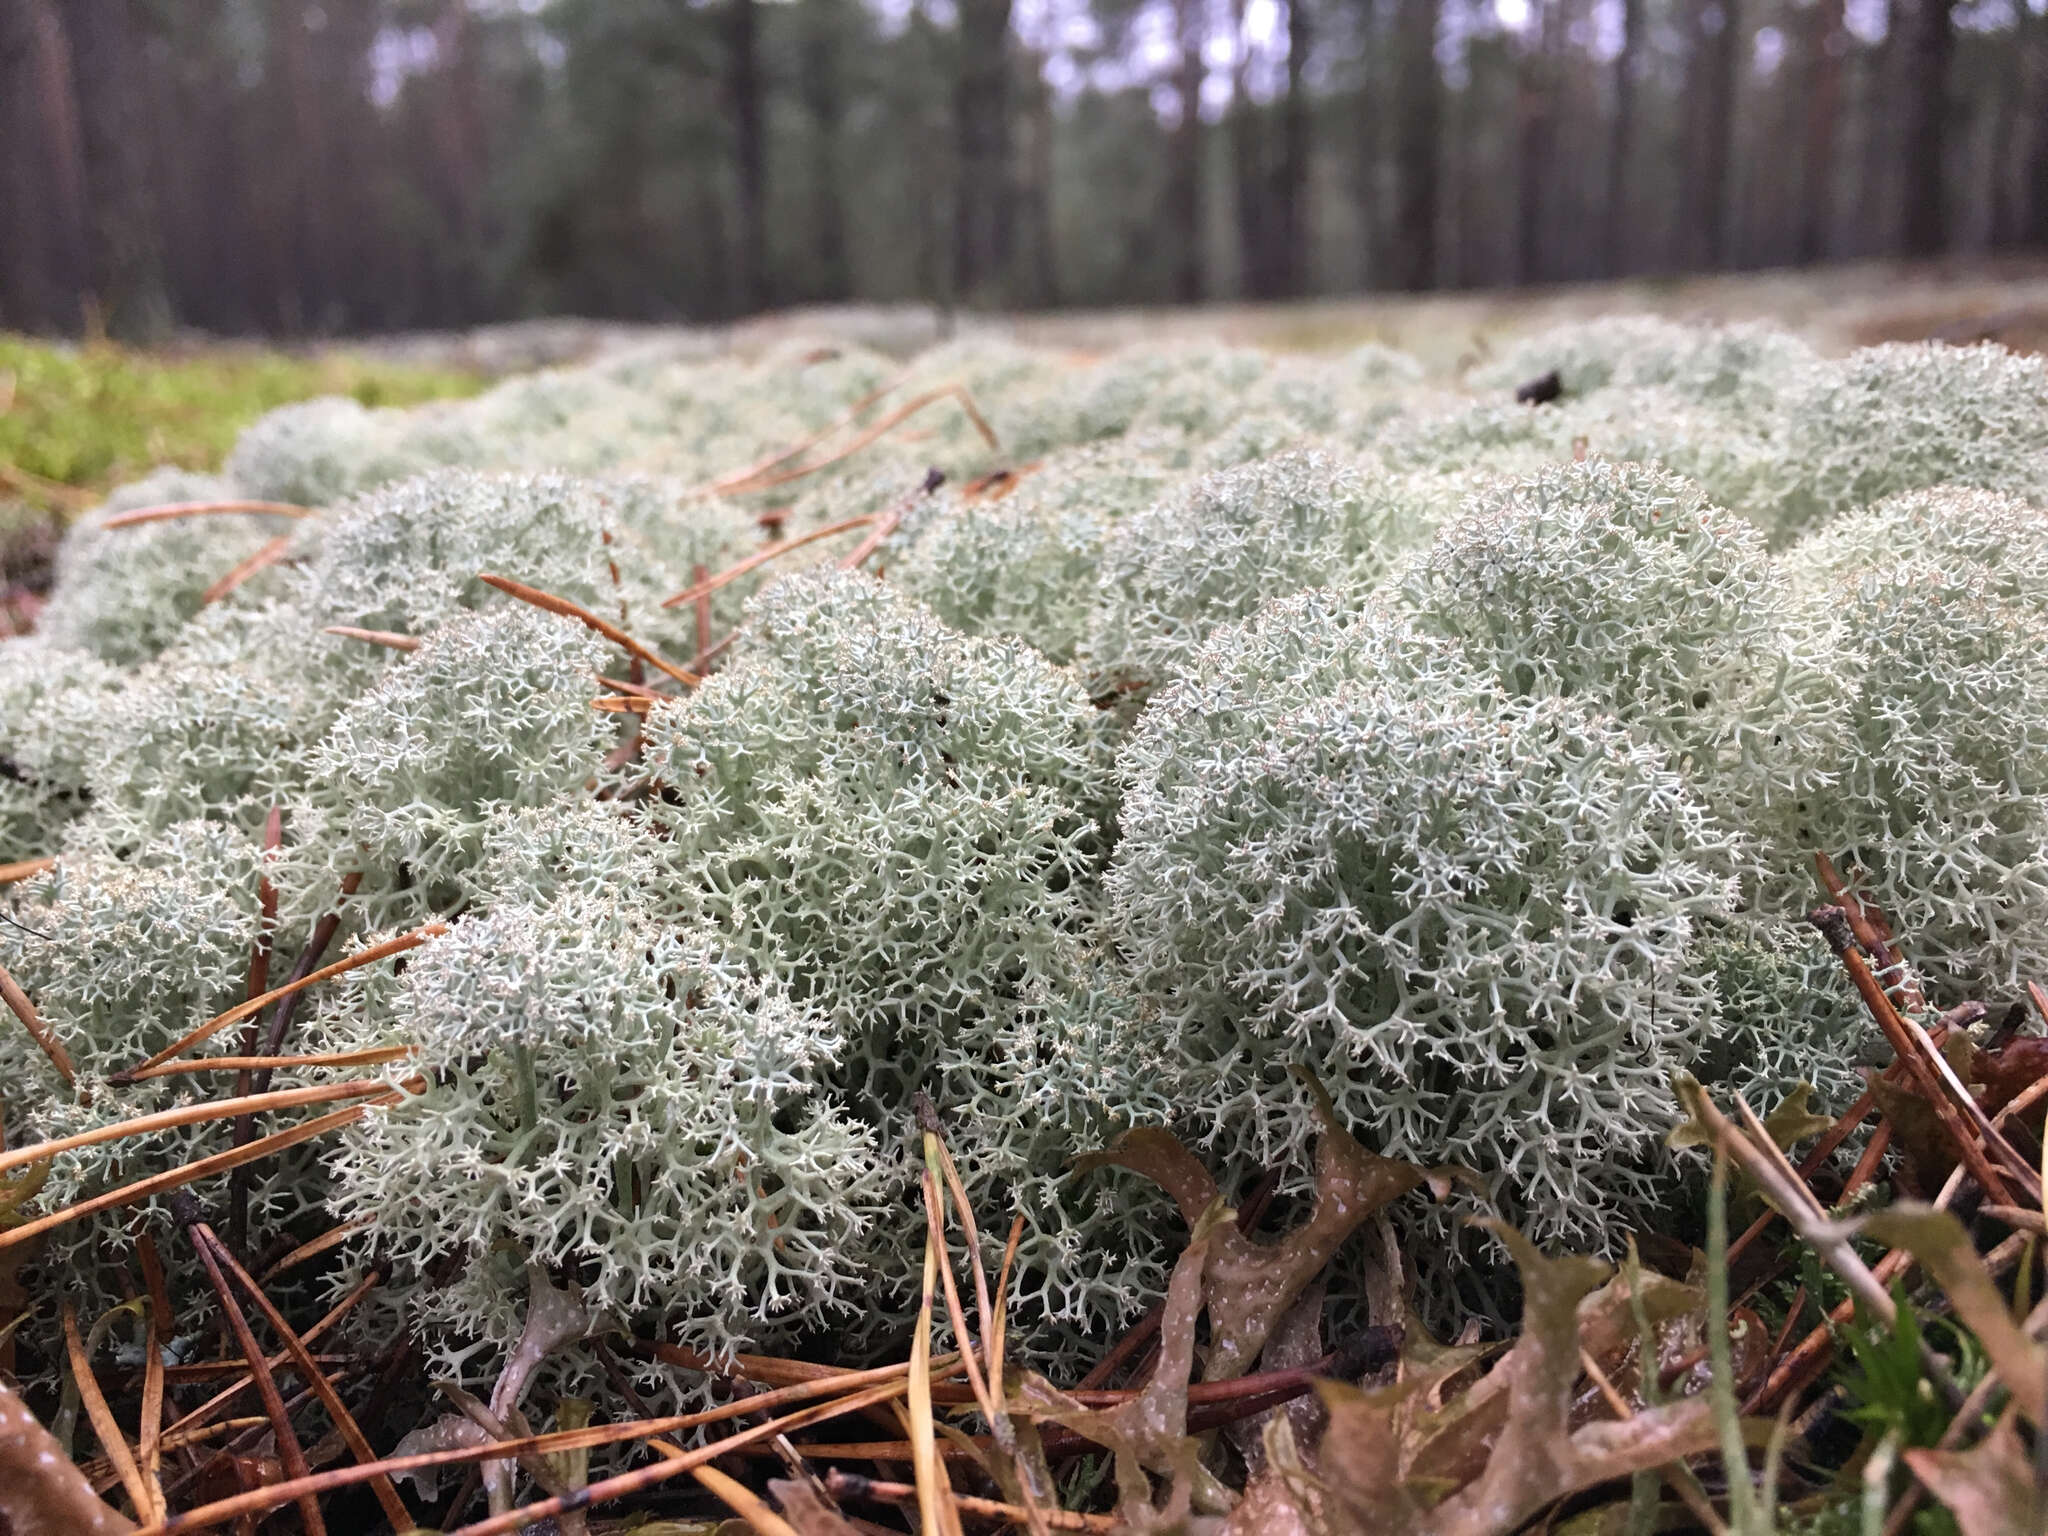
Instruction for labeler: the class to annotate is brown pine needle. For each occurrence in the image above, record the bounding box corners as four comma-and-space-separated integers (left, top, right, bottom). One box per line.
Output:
839, 508, 904, 573
163, 1272, 382, 1445
0, 1077, 409, 1179
0, 1093, 408, 1253
592, 695, 652, 716
136, 1238, 173, 1523
201, 535, 292, 606
259, 1220, 375, 1283
184, 1221, 326, 1536
208, 1234, 411, 1531
0, 958, 76, 1087
143, 1377, 913, 1535
322, 625, 419, 651
65, 1299, 153, 1519
101, 500, 315, 530
0, 854, 56, 884
118, 924, 444, 1079
826, 1472, 1118, 1534
717, 385, 999, 497
660, 511, 879, 609
124, 1045, 416, 1082
691, 1463, 801, 1536
478, 572, 700, 686
707, 377, 906, 493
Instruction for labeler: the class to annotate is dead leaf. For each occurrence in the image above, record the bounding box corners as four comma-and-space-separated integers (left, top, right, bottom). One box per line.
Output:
1075, 1071, 1457, 1383
1013, 1201, 1236, 1523
1760, 1084, 1834, 1150
1904, 1419, 2046, 1536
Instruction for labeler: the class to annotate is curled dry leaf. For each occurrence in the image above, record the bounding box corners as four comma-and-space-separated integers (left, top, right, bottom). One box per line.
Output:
1013, 1201, 1237, 1526
1245, 1223, 1723, 1536
0, 1379, 135, 1536
1072, 1070, 1462, 1383
769, 1476, 866, 1535
1904, 1419, 2045, 1536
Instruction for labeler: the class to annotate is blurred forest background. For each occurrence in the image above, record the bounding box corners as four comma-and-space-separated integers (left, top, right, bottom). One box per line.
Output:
2, 0, 2045, 338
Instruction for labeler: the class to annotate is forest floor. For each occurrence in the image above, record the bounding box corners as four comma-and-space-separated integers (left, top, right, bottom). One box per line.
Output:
349, 255, 2048, 378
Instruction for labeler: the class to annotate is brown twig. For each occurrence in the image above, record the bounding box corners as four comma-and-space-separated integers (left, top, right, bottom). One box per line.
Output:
176, 1204, 326, 1536
116, 917, 435, 1080
142, 1376, 916, 1535
1810, 908, 2023, 1206
0, 957, 76, 1087
0, 1093, 407, 1253
201, 536, 292, 606
136, 1237, 172, 1523
205, 1235, 412, 1531
478, 572, 699, 686
826, 1471, 1118, 1533
0, 854, 57, 884
100, 500, 314, 530
0, 1079, 405, 1178
160, 1272, 381, 1450
126, 1046, 415, 1083
659, 511, 881, 610
65, 1300, 153, 1519
321, 625, 419, 652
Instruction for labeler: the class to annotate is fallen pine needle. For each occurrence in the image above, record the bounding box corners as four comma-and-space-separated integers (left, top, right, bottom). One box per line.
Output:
101, 500, 314, 530
0, 1093, 411, 1254
0, 1078, 409, 1178
201, 536, 292, 605
480, 572, 699, 687
0, 958, 77, 1087
322, 625, 419, 652
119, 924, 445, 1078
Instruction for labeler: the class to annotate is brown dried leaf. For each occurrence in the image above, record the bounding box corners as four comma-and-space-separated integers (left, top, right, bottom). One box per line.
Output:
1013, 1201, 1235, 1523
1076, 1072, 1454, 1384
1904, 1420, 2046, 1536
769, 1477, 866, 1535
1853, 1207, 2046, 1425
1760, 1084, 1834, 1151
1290, 1223, 1722, 1536
0, 1379, 135, 1535
1864, 1071, 1956, 1195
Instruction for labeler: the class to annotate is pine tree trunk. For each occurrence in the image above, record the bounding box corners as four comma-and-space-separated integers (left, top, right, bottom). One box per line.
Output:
725, 0, 769, 313
800, 0, 850, 301
953, 0, 1014, 303
1277, 0, 1313, 294
1797, 0, 1844, 262
1392, 0, 1441, 290
0, 0, 89, 331
1897, 0, 1953, 257
62, 0, 169, 337
1169, 0, 1206, 303
1602, 0, 1641, 276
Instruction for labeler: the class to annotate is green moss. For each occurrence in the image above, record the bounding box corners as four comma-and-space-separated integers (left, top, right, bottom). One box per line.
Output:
0, 333, 480, 515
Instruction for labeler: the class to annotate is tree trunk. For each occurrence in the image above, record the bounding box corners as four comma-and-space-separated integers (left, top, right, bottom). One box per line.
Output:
1515, 0, 1557, 284
1603, 0, 1640, 275
1229, 0, 1265, 297
61, 0, 169, 338
1897, 0, 1953, 257
1169, 0, 1206, 303
724, 0, 769, 313
953, 0, 1014, 304
1391, 0, 1441, 289
1015, 47, 1059, 304
1276, 0, 1313, 294
1685, 0, 1741, 269
1796, 0, 1845, 262
800, 0, 851, 301
0, 0, 89, 331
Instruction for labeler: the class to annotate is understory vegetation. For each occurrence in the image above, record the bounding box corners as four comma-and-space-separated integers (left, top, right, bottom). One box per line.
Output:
3, 316, 2048, 1533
